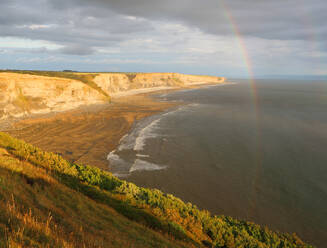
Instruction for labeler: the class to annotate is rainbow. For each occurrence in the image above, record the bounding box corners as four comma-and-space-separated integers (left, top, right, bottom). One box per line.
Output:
220, 0, 263, 218
219, 0, 257, 98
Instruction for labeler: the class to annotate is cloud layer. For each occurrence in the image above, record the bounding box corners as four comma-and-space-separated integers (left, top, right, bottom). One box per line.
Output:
0, 0, 326, 76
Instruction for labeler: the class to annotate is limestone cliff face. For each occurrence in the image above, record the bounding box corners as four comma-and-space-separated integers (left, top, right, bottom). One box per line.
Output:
94, 73, 225, 96
0, 73, 105, 119
0, 72, 225, 120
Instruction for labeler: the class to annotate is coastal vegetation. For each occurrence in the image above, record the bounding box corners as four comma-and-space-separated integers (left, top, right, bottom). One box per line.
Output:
0, 132, 313, 247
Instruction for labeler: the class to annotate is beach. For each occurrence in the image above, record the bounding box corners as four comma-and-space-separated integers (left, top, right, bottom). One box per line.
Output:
4, 84, 217, 170
5, 93, 176, 170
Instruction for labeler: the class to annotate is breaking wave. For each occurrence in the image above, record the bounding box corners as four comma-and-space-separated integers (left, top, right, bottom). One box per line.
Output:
107, 104, 199, 178
129, 159, 167, 173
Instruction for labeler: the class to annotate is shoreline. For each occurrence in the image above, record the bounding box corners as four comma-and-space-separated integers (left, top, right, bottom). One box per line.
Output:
4, 82, 231, 170
0, 82, 232, 131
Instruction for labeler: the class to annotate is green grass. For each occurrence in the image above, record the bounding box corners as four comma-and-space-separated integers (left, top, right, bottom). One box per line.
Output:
0, 70, 110, 102
0, 132, 314, 248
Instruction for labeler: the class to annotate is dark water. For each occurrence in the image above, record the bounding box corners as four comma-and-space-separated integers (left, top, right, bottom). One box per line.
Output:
108, 80, 327, 247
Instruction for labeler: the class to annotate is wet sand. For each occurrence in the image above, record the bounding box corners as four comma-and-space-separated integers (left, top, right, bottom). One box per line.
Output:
5, 91, 180, 170
4, 83, 227, 170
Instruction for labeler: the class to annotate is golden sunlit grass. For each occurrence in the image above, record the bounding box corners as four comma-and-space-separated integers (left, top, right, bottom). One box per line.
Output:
0, 145, 192, 248
4, 197, 74, 248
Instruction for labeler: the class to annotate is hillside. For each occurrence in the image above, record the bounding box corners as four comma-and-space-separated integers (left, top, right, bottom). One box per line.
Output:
0, 71, 225, 120
0, 133, 192, 248
0, 132, 313, 248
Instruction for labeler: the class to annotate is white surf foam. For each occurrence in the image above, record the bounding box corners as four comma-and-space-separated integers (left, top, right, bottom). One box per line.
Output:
134, 118, 161, 151
107, 150, 127, 167
129, 159, 167, 173
119, 134, 128, 143
113, 172, 130, 178
136, 154, 150, 158
107, 150, 118, 161
162, 108, 181, 117
116, 105, 187, 153
117, 129, 139, 151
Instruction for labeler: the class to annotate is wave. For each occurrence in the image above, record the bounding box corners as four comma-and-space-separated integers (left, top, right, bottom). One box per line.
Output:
134, 118, 161, 151
132, 105, 199, 151
136, 154, 150, 158
107, 150, 131, 175
115, 104, 200, 154
129, 159, 167, 173
112, 172, 131, 178
107, 150, 119, 161
107, 104, 199, 177
161, 107, 183, 117
116, 112, 165, 152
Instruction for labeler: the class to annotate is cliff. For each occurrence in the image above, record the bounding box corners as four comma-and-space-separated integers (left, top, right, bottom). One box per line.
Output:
0, 71, 225, 120
0, 72, 105, 119
94, 73, 225, 95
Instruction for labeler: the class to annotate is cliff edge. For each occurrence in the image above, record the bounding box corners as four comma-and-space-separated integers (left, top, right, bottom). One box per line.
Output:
0, 71, 225, 120
94, 72, 225, 96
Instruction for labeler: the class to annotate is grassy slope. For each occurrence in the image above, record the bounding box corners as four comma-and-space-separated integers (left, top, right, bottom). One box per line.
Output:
0, 141, 192, 247
0, 132, 314, 248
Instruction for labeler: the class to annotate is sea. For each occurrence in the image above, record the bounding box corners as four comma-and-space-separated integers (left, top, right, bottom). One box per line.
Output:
107, 79, 327, 247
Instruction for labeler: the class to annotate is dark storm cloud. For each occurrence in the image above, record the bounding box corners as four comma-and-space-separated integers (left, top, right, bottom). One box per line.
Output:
60, 0, 327, 40
0, 0, 326, 74
0, 0, 155, 55
1, 0, 326, 45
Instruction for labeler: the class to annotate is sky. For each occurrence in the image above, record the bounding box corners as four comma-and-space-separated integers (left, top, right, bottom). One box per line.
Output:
0, 0, 326, 77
